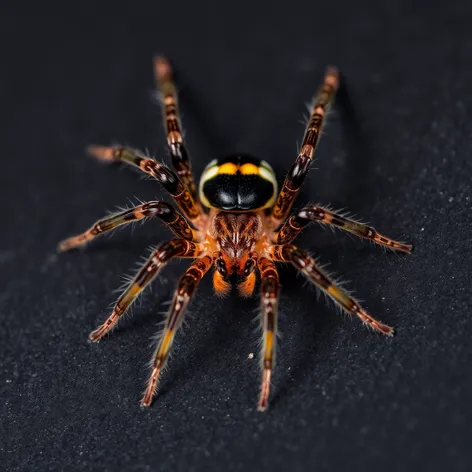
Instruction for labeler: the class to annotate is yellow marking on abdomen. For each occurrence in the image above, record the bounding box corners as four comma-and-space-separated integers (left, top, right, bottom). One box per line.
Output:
218, 162, 238, 175
240, 163, 259, 175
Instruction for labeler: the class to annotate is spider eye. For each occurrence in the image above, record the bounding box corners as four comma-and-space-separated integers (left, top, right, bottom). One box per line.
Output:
243, 259, 255, 277
216, 258, 228, 277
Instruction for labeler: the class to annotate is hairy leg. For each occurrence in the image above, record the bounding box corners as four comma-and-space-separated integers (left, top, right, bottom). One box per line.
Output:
276, 205, 412, 253
257, 256, 280, 411
141, 255, 213, 406
90, 239, 203, 342
154, 56, 198, 199
271, 67, 340, 226
88, 145, 202, 223
58, 201, 194, 252
270, 244, 394, 335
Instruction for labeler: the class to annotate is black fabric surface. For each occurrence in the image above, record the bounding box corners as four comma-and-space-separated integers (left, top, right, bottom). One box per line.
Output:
2, 4, 472, 471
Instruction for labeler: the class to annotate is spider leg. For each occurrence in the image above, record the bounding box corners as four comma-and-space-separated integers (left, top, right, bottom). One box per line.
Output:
270, 244, 394, 336
141, 254, 213, 407
87, 145, 202, 223
154, 56, 198, 200
270, 67, 340, 226
276, 205, 412, 253
257, 256, 280, 412
89, 239, 203, 342
58, 201, 195, 252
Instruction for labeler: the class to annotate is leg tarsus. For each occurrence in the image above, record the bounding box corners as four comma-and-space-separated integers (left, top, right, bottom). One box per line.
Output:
154, 56, 172, 83
87, 145, 115, 163
257, 368, 272, 412
141, 366, 162, 407
89, 314, 119, 342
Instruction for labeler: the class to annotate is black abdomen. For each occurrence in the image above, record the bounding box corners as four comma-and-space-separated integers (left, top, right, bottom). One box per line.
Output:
199, 155, 277, 211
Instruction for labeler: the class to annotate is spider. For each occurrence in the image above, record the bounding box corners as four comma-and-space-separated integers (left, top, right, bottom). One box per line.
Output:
58, 56, 413, 411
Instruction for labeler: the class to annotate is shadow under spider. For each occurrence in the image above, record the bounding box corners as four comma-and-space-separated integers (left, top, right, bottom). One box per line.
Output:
154, 293, 259, 398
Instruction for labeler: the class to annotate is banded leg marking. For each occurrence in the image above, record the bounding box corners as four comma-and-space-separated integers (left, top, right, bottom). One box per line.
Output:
89, 239, 202, 342
141, 254, 213, 407
270, 244, 394, 336
58, 201, 194, 252
277, 205, 412, 253
88, 145, 200, 221
271, 67, 340, 225
257, 257, 280, 411
154, 56, 198, 199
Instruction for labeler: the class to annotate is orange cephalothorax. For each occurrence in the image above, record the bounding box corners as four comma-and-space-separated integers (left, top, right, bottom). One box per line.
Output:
210, 212, 262, 297
211, 211, 263, 259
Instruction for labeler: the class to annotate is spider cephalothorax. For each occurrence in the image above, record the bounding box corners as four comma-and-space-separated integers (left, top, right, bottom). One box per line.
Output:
211, 210, 264, 296
58, 56, 412, 411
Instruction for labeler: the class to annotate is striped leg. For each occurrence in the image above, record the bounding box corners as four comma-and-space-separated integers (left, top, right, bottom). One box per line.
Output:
141, 255, 213, 407
89, 239, 202, 342
270, 244, 394, 336
58, 201, 194, 252
257, 257, 280, 411
154, 56, 197, 199
271, 67, 340, 226
277, 205, 413, 253
88, 145, 201, 222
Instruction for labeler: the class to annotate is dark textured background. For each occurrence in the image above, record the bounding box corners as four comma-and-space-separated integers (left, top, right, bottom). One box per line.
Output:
2, 3, 472, 471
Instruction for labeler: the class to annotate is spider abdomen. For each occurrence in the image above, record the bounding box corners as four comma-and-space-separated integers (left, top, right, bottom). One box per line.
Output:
199, 154, 278, 211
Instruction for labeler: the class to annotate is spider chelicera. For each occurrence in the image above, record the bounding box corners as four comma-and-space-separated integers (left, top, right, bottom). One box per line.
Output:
58, 56, 413, 411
